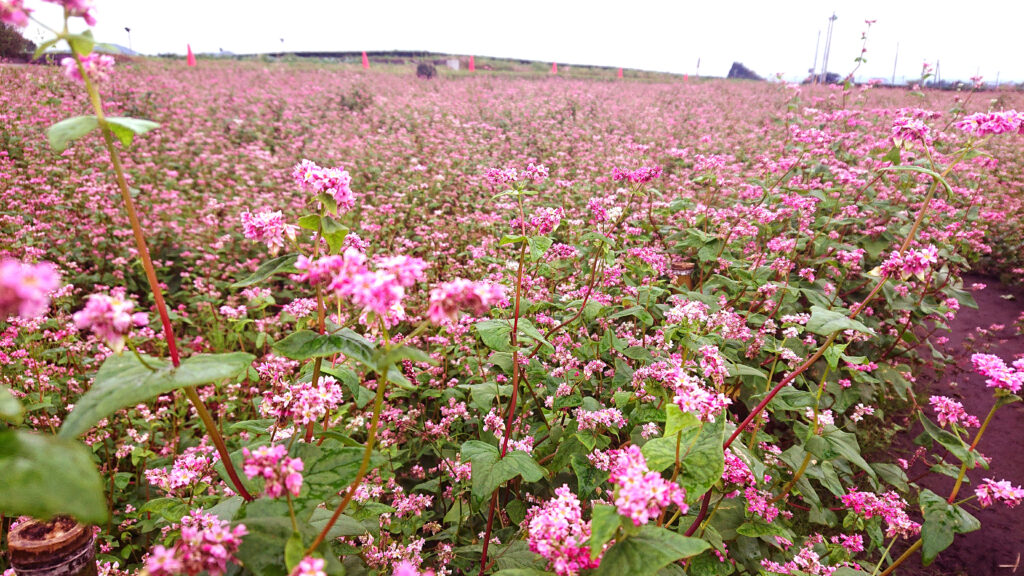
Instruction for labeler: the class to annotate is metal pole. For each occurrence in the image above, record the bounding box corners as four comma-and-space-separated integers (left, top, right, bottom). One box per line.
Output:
811, 30, 821, 84
821, 12, 836, 84
891, 42, 899, 85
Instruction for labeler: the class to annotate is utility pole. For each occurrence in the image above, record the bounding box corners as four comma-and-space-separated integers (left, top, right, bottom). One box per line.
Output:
935, 60, 940, 85
811, 30, 821, 84
891, 42, 899, 85
124, 27, 131, 52
820, 12, 837, 84
696, 57, 701, 78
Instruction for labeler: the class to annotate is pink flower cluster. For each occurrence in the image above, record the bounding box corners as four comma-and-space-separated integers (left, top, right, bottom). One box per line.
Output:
525, 485, 600, 576
240, 209, 296, 255
45, 0, 96, 25
879, 245, 939, 278
971, 353, 1024, 393
427, 278, 505, 324
574, 407, 626, 430
609, 445, 687, 526
296, 557, 326, 576
72, 292, 148, 352
60, 53, 114, 83
295, 248, 426, 319
891, 116, 932, 145
242, 444, 304, 498
0, 258, 60, 319
144, 446, 214, 497
145, 509, 247, 576
0, 0, 30, 26
612, 165, 662, 184
840, 490, 920, 538
512, 206, 564, 235
259, 376, 344, 426
975, 478, 1024, 508
483, 167, 518, 186
293, 159, 355, 211
929, 395, 980, 428
954, 111, 1024, 137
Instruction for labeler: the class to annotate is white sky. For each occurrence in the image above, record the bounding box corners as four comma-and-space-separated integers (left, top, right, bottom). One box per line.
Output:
22, 1, 1024, 83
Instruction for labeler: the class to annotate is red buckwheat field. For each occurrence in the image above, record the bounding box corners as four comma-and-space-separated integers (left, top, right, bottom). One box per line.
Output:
2, 2, 1024, 576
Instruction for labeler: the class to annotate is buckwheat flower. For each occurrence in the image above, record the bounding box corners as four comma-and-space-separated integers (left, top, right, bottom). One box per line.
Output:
0, 258, 61, 319
954, 110, 1024, 137
240, 209, 297, 255
42, 0, 96, 25
242, 444, 304, 498
574, 407, 626, 430
524, 163, 549, 183
73, 292, 148, 353
145, 510, 246, 576
374, 255, 428, 287
293, 159, 355, 211
526, 485, 600, 576
929, 395, 980, 427
0, 0, 31, 26
293, 254, 346, 286
392, 560, 434, 576
612, 165, 662, 184
840, 490, 919, 538
971, 353, 1023, 393
296, 557, 326, 576
60, 53, 114, 83
891, 116, 932, 145
902, 245, 938, 276
609, 445, 687, 526
427, 278, 505, 324
849, 403, 874, 423
975, 478, 1024, 508
484, 167, 518, 186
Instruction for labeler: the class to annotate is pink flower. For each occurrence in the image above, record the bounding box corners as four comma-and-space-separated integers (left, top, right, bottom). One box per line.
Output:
954, 111, 1024, 137
612, 165, 662, 184
145, 510, 246, 576
975, 478, 1024, 508
0, 258, 61, 319
60, 53, 114, 83
929, 396, 980, 428
293, 159, 355, 211
526, 485, 600, 576
609, 445, 687, 525
296, 557, 326, 576
242, 444, 304, 498
42, 0, 96, 25
0, 0, 31, 26
484, 167, 518, 186
971, 353, 1024, 393
240, 209, 296, 255
72, 292, 148, 352
840, 490, 919, 538
427, 278, 505, 324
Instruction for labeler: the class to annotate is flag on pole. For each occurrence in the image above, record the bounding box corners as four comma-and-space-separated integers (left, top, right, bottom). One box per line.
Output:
361, 51, 369, 69
551, 62, 557, 74
186, 44, 196, 67
469, 55, 475, 72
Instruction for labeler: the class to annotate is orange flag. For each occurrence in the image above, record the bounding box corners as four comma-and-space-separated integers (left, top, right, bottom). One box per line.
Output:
186, 44, 196, 67
551, 62, 557, 74
617, 68, 623, 78
361, 51, 369, 69
469, 55, 475, 72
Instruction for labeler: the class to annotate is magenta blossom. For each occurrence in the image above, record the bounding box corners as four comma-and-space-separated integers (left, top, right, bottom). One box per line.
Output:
42, 0, 96, 25
608, 445, 687, 525
242, 444, 304, 499
60, 53, 114, 83
526, 485, 601, 576
0, 258, 61, 319
293, 159, 355, 211
975, 478, 1024, 508
296, 557, 326, 576
954, 110, 1023, 137
971, 353, 1023, 393
72, 292, 148, 352
240, 209, 297, 255
0, 0, 31, 26
145, 509, 246, 576
427, 278, 505, 324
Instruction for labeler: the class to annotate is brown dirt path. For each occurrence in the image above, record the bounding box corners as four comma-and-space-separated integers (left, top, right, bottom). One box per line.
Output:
895, 274, 1024, 575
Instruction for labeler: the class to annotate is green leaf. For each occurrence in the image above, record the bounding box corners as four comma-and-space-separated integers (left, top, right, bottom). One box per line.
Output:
0, 429, 108, 524
529, 236, 553, 261
60, 352, 254, 438
919, 488, 980, 565
917, 413, 976, 467
587, 504, 621, 559
284, 531, 304, 572
33, 37, 59, 60
571, 453, 608, 500
461, 440, 545, 504
309, 508, 371, 538
806, 306, 874, 337
594, 525, 710, 576
65, 30, 94, 56
677, 416, 725, 500
234, 254, 300, 287
105, 117, 160, 147
476, 319, 513, 352
320, 215, 349, 255
47, 115, 98, 153
0, 387, 24, 425
274, 329, 373, 365
297, 214, 321, 230
879, 165, 954, 196
294, 441, 386, 513
882, 145, 901, 165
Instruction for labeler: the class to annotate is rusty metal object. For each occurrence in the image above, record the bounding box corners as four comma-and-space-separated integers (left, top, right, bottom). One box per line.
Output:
8, 518, 96, 576
671, 261, 695, 290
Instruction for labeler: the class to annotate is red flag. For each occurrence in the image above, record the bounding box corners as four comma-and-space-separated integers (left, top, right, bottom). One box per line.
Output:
361, 51, 369, 69
469, 55, 475, 72
684, 74, 689, 83
617, 68, 623, 78
551, 62, 557, 74
186, 44, 196, 67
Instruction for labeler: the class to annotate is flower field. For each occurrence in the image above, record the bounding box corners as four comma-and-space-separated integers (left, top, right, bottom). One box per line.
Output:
3, 7, 1024, 576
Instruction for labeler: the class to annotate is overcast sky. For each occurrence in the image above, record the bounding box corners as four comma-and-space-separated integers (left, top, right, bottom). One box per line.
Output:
22, 1, 1024, 83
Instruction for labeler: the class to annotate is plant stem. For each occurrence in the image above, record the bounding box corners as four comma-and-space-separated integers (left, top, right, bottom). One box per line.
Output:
871, 536, 899, 576
75, 53, 252, 501
878, 540, 922, 576
947, 401, 998, 503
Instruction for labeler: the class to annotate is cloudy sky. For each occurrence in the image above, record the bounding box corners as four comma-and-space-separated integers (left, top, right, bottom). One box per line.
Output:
22, 0, 1024, 83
